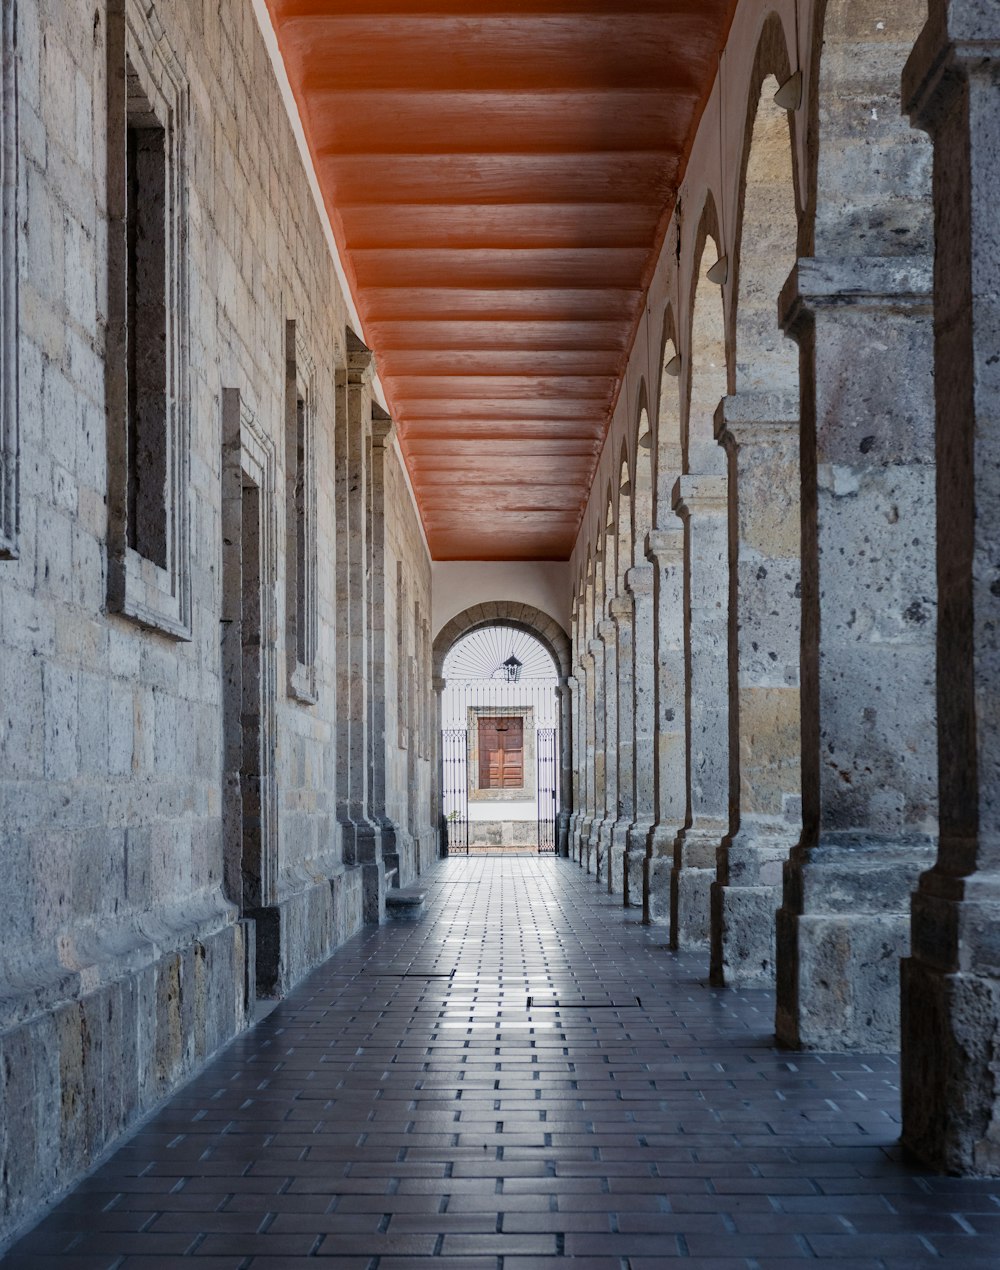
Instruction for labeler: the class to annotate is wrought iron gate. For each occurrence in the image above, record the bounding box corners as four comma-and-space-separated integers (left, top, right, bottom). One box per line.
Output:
536, 726, 557, 854
442, 727, 469, 855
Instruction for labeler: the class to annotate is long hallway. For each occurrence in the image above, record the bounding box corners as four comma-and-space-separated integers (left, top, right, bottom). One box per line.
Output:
5, 859, 999, 1269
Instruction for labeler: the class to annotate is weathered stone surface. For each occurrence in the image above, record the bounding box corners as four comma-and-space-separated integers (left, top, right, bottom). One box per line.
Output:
776, 253, 938, 1050
899, 0, 1000, 1174
671, 475, 729, 950
712, 395, 802, 988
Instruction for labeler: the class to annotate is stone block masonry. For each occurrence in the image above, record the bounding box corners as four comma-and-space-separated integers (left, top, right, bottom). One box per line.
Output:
0, 0, 434, 1246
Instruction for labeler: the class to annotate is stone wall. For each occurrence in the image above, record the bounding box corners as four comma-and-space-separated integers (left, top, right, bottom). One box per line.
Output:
0, 0, 431, 1245
383, 440, 436, 878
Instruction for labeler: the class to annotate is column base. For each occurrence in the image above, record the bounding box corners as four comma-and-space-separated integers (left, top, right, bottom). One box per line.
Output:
900, 879, 1000, 1176
594, 818, 615, 882
711, 826, 796, 987
646, 823, 679, 925
608, 820, 632, 896
624, 818, 654, 910
710, 882, 780, 988
775, 836, 937, 1051
671, 823, 725, 950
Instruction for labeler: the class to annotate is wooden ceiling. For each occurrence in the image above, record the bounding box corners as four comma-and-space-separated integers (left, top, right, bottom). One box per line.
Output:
265, 0, 738, 560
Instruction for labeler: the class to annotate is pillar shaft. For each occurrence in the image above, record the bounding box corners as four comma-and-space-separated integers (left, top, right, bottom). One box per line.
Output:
625, 564, 655, 909
595, 620, 618, 883
777, 257, 938, 1049
671, 475, 729, 949
901, 1, 1000, 1172
609, 596, 635, 895
646, 527, 686, 925
711, 394, 802, 987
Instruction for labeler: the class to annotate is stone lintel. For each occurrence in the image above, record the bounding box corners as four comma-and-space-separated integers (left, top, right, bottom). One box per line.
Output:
904, 1, 1000, 132
671, 474, 727, 519
779, 256, 934, 337
625, 563, 654, 597
713, 392, 799, 445
645, 526, 683, 565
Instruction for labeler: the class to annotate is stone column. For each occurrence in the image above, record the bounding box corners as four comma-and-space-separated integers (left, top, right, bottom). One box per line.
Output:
900, 2, 1000, 1173
586, 638, 605, 875
645, 527, 687, 925
596, 620, 618, 883
335, 332, 384, 924
609, 596, 635, 895
625, 564, 655, 909
776, 257, 938, 1050
367, 407, 399, 885
556, 678, 574, 857
671, 475, 729, 949
711, 394, 802, 987
579, 650, 594, 868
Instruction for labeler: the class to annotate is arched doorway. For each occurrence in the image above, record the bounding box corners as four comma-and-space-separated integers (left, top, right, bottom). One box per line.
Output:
433, 605, 573, 856
441, 627, 560, 854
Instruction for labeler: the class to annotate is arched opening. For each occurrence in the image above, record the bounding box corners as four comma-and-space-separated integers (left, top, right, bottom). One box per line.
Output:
633, 405, 653, 561
686, 227, 728, 476
434, 605, 572, 859
734, 74, 798, 395
655, 314, 683, 523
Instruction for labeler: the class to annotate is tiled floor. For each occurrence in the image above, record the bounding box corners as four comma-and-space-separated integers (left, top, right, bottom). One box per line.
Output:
6, 856, 1000, 1269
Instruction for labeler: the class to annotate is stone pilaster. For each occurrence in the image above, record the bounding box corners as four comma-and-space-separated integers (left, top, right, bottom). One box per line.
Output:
625, 564, 655, 909
595, 620, 619, 883
335, 331, 384, 924
900, 1, 1000, 1173
671, 475, 729, 950
609, 596, 635, 896
711, 394, 802, 987
776, 257, 938, 1050
367, 408, 399, 886
645, 527, 687, 925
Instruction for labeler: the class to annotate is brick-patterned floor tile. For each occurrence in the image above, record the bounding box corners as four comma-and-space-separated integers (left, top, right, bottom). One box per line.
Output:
3, 857, 998, 1267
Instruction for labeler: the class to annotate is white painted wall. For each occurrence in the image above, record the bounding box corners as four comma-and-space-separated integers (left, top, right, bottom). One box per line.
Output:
432, 561, 572, 637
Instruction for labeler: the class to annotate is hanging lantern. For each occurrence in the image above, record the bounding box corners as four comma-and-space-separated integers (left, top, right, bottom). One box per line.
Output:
501, 655, 523, 683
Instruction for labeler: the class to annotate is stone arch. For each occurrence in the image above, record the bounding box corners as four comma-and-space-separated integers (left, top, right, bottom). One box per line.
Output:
615, 440, 631, 592
632, 382, 653, 567
433, 602, 571, 682
732, 13, 800, 394
686, 195, 728, 476
654, 305, 682, 525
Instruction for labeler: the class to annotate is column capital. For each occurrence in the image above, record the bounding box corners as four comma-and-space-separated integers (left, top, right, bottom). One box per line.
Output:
713, 392, 799, 445
370, 404, 394, 447
671, 474, 727, 519
645, 526, 684, 565
904, 1, 1000, 134
597, 620, 616, 645
780, 256, 933, 338
346, 328, 375, 386
586, 640, 602, 660
625, 563, 654, 597
609, 595, 633, 624
432, 676, 446, 693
